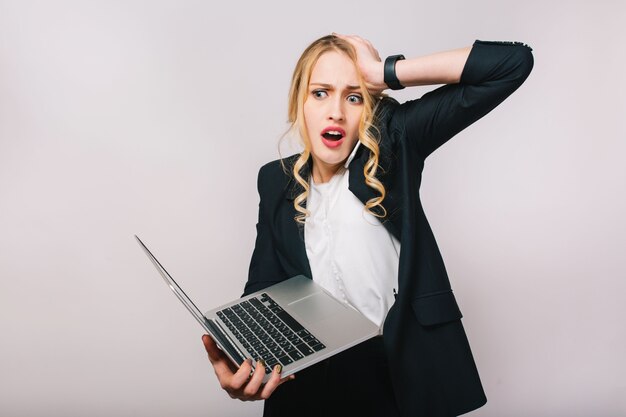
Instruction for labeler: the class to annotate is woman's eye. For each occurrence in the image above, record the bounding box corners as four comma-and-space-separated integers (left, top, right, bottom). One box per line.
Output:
347, 94, 363, 104
312, 90, 328, 99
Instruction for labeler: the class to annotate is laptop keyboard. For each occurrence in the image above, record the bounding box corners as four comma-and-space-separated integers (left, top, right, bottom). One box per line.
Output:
216, 293, 326, 374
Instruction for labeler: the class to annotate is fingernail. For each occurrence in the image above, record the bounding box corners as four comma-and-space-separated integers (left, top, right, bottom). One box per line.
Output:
257, 358, 266, 368
274, 364, 282, 374
245, 358, 252, 365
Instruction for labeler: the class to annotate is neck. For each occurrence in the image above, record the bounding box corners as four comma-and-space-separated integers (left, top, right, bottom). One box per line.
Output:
311, 161, 345, 184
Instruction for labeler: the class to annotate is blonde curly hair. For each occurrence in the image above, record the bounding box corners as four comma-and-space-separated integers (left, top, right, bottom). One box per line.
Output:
283, 34, 386, 223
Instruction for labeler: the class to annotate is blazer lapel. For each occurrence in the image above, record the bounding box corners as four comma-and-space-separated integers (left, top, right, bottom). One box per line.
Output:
280, 157, 313, 279
347, 146, 402, 241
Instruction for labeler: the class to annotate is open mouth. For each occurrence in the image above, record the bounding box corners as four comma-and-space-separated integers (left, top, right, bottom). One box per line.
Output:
322, 130, 344, 141
320, 127, 346, 148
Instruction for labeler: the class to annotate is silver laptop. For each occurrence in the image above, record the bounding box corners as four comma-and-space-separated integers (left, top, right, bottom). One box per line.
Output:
135, 235, 380, 382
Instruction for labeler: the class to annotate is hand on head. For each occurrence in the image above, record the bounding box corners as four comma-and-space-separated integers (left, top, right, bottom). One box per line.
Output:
202, 334, 295, 401
332, 32, 386, 94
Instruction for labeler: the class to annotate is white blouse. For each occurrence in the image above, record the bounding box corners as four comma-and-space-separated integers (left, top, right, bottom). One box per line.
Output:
304, 167, 401, 332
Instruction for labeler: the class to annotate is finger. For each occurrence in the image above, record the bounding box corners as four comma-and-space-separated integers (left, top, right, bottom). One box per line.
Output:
257, 364, 284, 400
203, 335, 235, 372
202, 334, 225, 362
242, 359, 266, 397
202, 335, 238, 377
359, 38, 378, 55
333, 32, 360, 43
335, 34, 363, 44
337, 34, 376, 57
202, 335, 237, 370
229, 358, 253, 390
278, 373, 296, 386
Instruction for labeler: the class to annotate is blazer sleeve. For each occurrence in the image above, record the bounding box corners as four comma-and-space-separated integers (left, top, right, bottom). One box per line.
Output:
393, 40, 534, 159
242, 165, 286, 296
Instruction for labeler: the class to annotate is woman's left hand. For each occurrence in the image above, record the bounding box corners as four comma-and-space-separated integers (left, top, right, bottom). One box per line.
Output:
332, 33, 386, 94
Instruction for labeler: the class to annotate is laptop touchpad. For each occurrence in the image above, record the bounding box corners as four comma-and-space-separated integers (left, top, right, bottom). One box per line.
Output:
289, 292, 346, 321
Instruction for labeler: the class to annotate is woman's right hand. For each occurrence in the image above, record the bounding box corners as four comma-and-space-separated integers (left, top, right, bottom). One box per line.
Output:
202, 334, 295, 401
332, 32, 386, 94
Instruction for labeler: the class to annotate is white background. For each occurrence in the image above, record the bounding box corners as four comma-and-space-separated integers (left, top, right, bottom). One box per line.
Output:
1, 0, 624, 416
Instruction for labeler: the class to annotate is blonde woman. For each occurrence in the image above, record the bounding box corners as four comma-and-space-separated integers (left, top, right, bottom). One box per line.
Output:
202, 33, 533, 417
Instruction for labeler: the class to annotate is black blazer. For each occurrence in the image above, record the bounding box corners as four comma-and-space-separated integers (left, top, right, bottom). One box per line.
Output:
243, 40, 534, 417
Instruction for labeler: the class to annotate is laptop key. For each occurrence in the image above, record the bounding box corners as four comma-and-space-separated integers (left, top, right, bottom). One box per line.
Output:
296, 329, 310, 338
295, 343, 314, 356
306, 338, 321, 347
311, 343, 326, 352
278, 355, 293, 365
276, 311, 305, 333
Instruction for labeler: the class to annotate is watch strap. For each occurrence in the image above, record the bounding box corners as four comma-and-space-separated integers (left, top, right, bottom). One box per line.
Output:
384, 54, 406, 90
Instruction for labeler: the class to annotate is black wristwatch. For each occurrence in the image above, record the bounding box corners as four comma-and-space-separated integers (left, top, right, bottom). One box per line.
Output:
384, 54, 406, 90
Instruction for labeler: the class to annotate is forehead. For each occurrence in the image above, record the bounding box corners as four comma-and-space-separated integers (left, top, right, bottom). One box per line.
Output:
309, 50, 359, 86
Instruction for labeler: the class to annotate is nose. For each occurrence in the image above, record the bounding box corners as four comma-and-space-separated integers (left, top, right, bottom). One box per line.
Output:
327, 96, 345, 121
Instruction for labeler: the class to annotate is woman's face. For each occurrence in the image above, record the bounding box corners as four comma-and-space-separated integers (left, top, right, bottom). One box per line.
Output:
303, 50, 364, 183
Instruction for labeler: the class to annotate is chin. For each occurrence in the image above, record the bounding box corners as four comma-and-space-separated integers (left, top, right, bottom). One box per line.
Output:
313, 150, 349, 167
311, 142, 355, 166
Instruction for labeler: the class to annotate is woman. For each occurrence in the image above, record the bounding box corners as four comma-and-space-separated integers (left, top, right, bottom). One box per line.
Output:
202, 33, 533, 416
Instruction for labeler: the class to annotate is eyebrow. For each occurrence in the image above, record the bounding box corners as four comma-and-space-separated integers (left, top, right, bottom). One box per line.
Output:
309, 82, 361, 91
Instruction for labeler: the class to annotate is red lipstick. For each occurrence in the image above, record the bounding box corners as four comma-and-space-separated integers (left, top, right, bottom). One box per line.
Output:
320, 126, 346, 148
